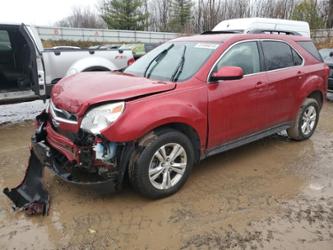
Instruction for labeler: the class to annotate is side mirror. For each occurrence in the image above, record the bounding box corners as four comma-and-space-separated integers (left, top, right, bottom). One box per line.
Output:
210, 66, 244, 81
329, 51, 333, 57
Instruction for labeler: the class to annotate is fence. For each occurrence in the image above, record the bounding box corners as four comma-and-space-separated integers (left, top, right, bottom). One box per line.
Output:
35, 26, 333, 44
35, 26, 179, 43
311, 29, 333, 42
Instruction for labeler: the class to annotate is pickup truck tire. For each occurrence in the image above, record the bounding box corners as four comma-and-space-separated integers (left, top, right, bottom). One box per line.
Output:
129, 129, 195, 199
287, 98, 319, 141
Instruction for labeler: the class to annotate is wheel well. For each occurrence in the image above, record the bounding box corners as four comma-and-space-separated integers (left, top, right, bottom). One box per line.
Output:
308, 91, 323, 109
83, 66, 110, 72
153, 123, 201, 164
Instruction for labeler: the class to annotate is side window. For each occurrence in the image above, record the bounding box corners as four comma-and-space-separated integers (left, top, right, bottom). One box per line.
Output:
262, 41, 294, 70
0, 30, 11, 51
214, 41, 261, 75
292, 49, 303, 66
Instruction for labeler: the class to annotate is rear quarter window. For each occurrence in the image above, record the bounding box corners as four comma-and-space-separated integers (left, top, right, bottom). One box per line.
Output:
297, 41, 323, 62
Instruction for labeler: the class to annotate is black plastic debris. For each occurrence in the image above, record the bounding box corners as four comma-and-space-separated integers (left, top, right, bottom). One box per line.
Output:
3, 150, 49, 216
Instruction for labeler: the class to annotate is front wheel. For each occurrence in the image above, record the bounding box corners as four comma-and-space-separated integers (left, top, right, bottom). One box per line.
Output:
129, 129, 195, 199
287, 98, 320, 141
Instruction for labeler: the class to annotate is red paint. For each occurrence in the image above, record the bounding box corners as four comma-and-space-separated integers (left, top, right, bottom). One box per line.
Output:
127, 58, 135, 66
47, 33, 328, 161
52, 72, 176, 115
46, 124, 79, 162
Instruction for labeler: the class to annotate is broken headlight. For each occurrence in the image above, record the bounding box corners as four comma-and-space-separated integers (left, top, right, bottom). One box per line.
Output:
80, 102, 125, 134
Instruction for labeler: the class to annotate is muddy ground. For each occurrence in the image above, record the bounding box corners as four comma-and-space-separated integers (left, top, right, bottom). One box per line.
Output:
1, 98, 333, 250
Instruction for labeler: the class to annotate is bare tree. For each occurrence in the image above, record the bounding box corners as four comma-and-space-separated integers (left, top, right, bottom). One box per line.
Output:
56, 7, 107, 29
153, 0, 330, 33
148, 0, 171, 31
328, 0, 333, 27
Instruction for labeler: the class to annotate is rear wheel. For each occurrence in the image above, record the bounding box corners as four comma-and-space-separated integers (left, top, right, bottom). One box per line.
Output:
287, 98, 319, 141
129, 129, 195, 199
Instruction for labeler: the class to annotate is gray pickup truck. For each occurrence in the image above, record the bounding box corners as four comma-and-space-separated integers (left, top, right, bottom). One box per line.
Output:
0, 23, 134, 103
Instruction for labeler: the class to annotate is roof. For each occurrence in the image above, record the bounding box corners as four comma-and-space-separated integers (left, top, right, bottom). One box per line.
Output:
172, 33, 312, 44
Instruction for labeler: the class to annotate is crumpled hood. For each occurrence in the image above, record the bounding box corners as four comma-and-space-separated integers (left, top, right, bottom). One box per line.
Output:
51, 72, 176, 115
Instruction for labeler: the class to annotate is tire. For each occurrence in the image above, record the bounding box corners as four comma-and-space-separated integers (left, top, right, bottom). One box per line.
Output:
128, 129, 195, 199
287, 98, 320, 141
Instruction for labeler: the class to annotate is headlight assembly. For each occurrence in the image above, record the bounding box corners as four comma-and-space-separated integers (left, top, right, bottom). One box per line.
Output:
80, 102, 125, 134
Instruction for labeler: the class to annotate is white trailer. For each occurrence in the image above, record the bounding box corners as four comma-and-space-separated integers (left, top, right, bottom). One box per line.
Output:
213, 18, 310, 37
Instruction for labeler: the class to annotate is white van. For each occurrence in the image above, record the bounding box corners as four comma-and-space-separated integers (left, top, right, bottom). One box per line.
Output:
212, 18, 310, 37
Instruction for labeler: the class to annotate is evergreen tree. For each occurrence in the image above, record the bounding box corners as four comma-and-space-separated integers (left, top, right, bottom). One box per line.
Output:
100, 0, 148, 30
168, 0, 193, 33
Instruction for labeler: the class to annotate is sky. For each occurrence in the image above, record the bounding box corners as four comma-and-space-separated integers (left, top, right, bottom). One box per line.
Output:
0, 0, 100, 26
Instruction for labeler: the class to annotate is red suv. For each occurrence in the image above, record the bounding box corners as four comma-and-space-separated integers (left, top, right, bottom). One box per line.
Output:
4, 32, 329, 212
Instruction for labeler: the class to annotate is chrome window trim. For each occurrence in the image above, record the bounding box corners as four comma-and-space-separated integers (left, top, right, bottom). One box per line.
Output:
207, 38, 305, 83
50, 100, 78, 125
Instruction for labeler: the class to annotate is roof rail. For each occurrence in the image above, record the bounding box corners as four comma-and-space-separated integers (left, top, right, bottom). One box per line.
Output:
201, 30, 243, 35
247, 29, 301, 36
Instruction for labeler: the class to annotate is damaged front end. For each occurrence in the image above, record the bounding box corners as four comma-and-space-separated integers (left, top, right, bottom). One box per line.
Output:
3, 111, 134, 216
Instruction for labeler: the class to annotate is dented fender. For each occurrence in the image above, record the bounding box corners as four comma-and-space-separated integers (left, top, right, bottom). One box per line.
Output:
101, 84, 208, 148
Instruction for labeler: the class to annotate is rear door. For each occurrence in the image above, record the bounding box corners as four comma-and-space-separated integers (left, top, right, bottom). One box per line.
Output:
260, 40, 304, 125
19, 24, 46, 98
207, 41, 269, 148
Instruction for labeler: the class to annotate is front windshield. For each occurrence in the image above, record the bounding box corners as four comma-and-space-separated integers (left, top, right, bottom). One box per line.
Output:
124, 42, 219, 82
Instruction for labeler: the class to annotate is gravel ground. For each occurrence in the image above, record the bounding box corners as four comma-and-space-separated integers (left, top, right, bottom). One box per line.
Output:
0, 96, 333, 249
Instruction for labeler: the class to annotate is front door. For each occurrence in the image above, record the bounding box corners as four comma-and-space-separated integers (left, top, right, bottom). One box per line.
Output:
207, 41, 269, 149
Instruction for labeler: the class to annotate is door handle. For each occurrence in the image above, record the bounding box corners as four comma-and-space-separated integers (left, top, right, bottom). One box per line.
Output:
255, 81, 264, 88
297, 70, 303, 80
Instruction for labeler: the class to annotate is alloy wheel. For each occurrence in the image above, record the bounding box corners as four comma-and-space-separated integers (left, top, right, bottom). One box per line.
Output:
148, 143, 187, 190
301, 105, 317, 136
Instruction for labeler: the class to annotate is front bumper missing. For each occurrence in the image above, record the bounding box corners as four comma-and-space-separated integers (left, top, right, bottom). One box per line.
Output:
3, 117, 134, 216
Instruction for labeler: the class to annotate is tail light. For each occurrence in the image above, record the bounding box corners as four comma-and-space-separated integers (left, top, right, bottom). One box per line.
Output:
127, 58, 135, 66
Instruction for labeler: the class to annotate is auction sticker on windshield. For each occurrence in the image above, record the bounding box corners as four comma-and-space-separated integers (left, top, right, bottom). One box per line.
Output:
194, 43, 219, 49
